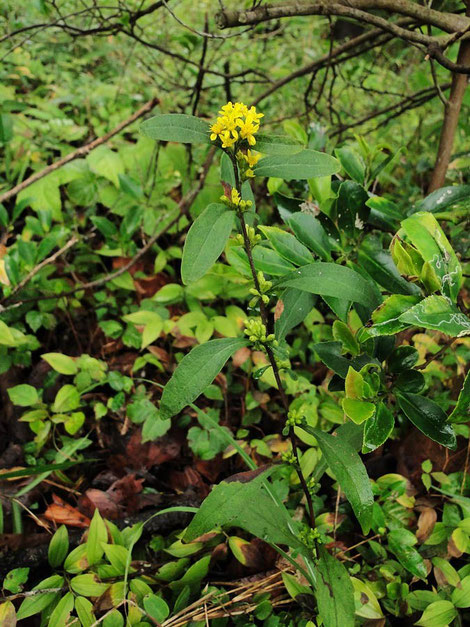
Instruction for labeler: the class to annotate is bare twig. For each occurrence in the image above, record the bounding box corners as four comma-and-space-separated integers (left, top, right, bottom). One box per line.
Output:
0, 97, 160, 206
1, 147, 216, 312
0, 236, 78, 308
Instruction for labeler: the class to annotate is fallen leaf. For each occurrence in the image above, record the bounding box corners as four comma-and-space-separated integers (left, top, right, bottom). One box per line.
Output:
416, 507, 437, 543
43, 494, 91, 528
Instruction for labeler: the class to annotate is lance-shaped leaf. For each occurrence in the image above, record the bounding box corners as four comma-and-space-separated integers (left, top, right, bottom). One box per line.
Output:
288, 212, 333, 261
255, 133, 304, 155
414, 184, 470, 214
396, 392, 457, 449
398, 295, 470, 338
449, 370, 470, 423
302, 426, 374, 534
227, 245, 295, 277
140, 114, 210, 144
160, 337, 249, 420
254, 149, 340, 180
183, 466, 304, 550
302, 425, 374, 533
258, 225, 312, 266
275, 288, 316, 342
388, 529, 427, 580
314, 545, 355, 627
358, 240, 420, 296
181, 204, 235, 284
276, 262, 380, 309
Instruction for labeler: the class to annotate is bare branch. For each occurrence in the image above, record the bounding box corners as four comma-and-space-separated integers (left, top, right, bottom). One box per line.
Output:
0, 97, 160, 206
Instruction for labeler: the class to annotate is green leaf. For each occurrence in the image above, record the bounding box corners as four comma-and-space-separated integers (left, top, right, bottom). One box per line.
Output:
0, 320, 18, 347
48, 525, 69, 568
288, 212, 333, 261
143, 594, 170, 622
415, 600, 457, 626
366, 195, 403, 230
160, 337, 249, 420
274, 288, 316, 342
8, 384, 39, 407
3, 567, 29, 593
70, 574, 109, 597
182, 204, 235, 284
365, 294, 422, 337
449, 370, 470, 423
52, 385, 80, 413
398, 295, 470, 338
254, 149, 340, 180
388, 529, 427, 579
86, 509, 108, 566
48, 591, 74, 625
87, 146, 124, 188
358, 240, 420, 296
102, 544, 129, 574
255, 133, 304, 155
401, 212, 462, 302
258, 225, 312, 266
17, 173, 62, 221
387, 345, 419, 373
314, 545, 355, 627
184, 466, 304, 550
342, 398, 375, 425
416, 184, 470, 214
304, 426, 373, 533
16, 575, 64, 620
75, 596, 96, 627
335, 146, 365, 184
451, 574, 470, 608
42, 353, 78, 375
123, 310, 163, 349
314, 341, 350, 378
332, 321, 359, 355
227, 244, 296, 277
363, 403, 394, 453
276, 262, 380, 309
140, 114, 210, 144
396, 392, 457, 450
351, 577, 384, 619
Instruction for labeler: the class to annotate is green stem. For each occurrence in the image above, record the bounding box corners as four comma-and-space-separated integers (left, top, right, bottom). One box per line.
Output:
229, 150, 316, 530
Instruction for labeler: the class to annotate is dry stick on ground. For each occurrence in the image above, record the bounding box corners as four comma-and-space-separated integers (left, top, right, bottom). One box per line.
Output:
1, 147, 216, 313
0, 97, 160, 206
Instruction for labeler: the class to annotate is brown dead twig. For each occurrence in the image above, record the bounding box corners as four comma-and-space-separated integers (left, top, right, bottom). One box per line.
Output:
0, 97, 160, 206
162, 569, 292, 627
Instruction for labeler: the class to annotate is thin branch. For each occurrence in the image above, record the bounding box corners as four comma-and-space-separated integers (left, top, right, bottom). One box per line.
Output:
0, 236, 78, 308
1, 147, 216, 313
0, 97, 160, 206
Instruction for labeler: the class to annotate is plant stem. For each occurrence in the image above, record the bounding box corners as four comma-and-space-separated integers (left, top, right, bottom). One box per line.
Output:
230, 152, 316, 529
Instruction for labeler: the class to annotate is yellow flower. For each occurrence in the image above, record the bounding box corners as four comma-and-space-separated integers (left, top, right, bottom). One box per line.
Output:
220, 130, 237, 149
210, 118, 225, 141
231, 188, 241, 206
210, 102, 262, 149
245, 149, 261, 168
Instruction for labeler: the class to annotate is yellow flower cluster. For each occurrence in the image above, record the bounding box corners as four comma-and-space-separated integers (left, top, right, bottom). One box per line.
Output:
210, 102, 263, 149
